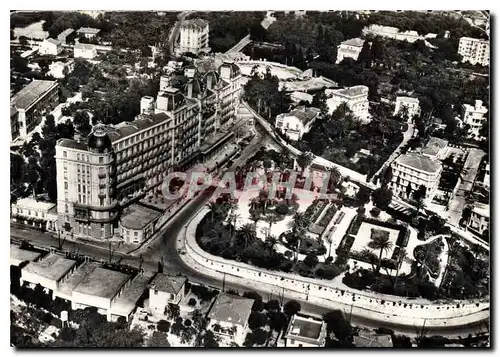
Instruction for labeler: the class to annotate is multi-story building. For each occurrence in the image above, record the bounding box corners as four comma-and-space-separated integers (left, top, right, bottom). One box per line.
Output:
38, 38, 62, 56
458, 37, 489, 66
76, 27, 101, 40
275, 106, 320, 141
57, 28, 75, 44
336, 38, 365, 64
54, 59, 243, 240
326, 85, 370, 122
11, 197, 58, 232
390, 153, 443, 202
148, 274, 187, 314
10, 80, 59, 142
362, 24, 422, 43
467, 203, 489, 236
207, 293, 254, 345
462, 100, 488, 139
74, 43, 97, 59
282, 314, 327, 347
178, 18, 210, 55
393, 96, 420, 122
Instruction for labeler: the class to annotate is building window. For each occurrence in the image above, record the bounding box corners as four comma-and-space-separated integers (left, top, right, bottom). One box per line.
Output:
100, 198, 104, 206
154, 290, 158, 295
77, 154, 80, 161
63, 151, 67, 158
64, 181, 68, 190
99, 157, 104, 164
65, 204, 68, 213
134, 232, 138, 237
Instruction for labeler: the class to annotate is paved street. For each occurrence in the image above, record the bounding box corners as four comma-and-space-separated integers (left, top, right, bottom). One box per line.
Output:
448, 148, 486, 225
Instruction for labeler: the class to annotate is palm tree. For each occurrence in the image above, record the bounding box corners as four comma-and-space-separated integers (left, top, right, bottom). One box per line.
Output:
296, 152, 314, 174
236, 223, 256, 250
228, 210, 241, 246
360, 248, 378, 271
368, 234, 394, 273
326, 166, 342, 189
289, 212, 310, 260
249, 197, 260, 211
250, 210, 262, 230
471, 243, 483, 259
265, 235, 278, 255
267, 212, 280, 237
206, 201, 220, 222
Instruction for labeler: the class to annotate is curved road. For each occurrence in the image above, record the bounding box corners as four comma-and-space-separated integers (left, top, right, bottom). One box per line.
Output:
10, 124, 489, 339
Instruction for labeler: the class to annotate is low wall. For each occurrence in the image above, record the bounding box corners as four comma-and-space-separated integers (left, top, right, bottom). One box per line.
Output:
182, 207, 489, 327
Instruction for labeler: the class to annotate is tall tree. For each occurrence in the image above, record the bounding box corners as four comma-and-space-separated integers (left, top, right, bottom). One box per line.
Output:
368, 233, 394, 273
358, 40, 372, 68
371, 187, 393, 210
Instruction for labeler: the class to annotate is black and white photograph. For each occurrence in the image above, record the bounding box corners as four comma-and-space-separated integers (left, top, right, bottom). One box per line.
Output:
8, 8, 491, 349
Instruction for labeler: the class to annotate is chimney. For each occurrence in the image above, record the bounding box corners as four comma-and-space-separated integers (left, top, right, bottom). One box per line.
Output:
187, 82, 193, 98
475, 100, 482, 110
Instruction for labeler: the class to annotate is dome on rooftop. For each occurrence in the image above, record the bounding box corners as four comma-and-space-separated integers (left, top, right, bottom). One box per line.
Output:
87, 124, 113, 153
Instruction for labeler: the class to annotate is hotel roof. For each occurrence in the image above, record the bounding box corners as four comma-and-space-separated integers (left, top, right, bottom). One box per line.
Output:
108, 113, 171, 143
426, 136, 448, 149
22, 253, 77, 282
120, 204, 162, 230
395, 153, 442, 173
10, 245, 42, 265
11, 80, 58, 110
73, 267, 130, 299
284, 314, 326, 345
148, 273, 186, 295
287, 106, 321, 125
208, 293, 254, 326
331, 85, 368, 98
182, 18, 209, 30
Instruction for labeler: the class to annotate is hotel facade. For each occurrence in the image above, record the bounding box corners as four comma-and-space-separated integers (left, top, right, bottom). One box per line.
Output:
55, 61, 242, 240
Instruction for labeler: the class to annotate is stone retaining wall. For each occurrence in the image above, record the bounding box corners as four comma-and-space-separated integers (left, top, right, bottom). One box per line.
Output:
183, 207, 489, 327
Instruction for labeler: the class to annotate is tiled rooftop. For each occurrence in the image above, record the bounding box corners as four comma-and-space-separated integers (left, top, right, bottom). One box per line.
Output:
11, 80, 58, 110
148, 273, 186, 294
208, 293, 254, 326
284, 314, 326, 345
396, 153, 442, 173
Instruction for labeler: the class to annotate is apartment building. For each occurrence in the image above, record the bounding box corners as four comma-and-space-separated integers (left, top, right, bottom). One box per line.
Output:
76, 27, 101, 39
336, 38, 365, 64
57, 28, 75, 44
467, 203, 489, 236
148, 274, 187, 314
10, 80, 59, 142
282, 314, 327, 347
458, 37, 489, 67
462, 100, 488, 139
326, 85, 370, 122
275, 106, 320, 141
390, 153, 443, 202
178, 18, 210, 55
74, 43, 98, 59
207, 293, 254, 345
393, 96, 420, 122
38, 38, 62, 56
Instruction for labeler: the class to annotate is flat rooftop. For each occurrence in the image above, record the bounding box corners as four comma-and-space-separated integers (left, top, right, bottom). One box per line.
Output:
120, 204, 162, 230
110, 272, 155, 316
10, 245, 42, 265
148, 273, 186, 295
11, 80, 58, 110
396, 96, 419, 104
208, 293, 254, 326
284, 314, 326, 345
139, 195, 177, 212
22, 253, 77, 282
57, 262, 99, 296
73, 267, 130, 299
13, 197, 56, 212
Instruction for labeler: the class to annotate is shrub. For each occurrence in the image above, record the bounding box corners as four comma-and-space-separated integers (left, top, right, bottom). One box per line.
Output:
187, 298, 197, 307
325, 256, 333, 265
370, 207, 381, 217
303, 254, 319, 268
50, 318, 62, 328
357, 207, 366, 216
184, 319, 192, 327
317, 245, 327, 255
275, 204, 289, 215
157, 320, 171, 333
248, 311, 267, 330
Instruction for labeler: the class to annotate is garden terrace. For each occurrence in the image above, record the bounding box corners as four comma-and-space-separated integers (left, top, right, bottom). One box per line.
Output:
309, 204, 338, 235
413, 238, 444, 279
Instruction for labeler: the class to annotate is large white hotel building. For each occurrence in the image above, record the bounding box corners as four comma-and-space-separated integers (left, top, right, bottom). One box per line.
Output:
55, 61, 242, 239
